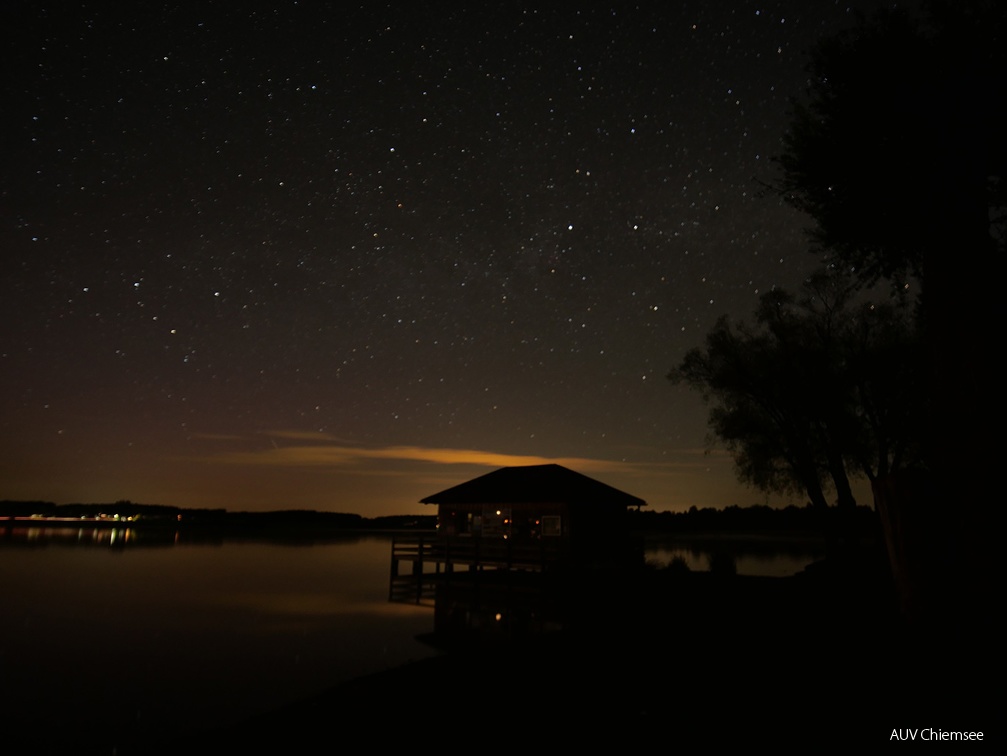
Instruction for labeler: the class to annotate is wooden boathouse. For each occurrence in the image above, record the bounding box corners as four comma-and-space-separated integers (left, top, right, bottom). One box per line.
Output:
390, 463, 646, 579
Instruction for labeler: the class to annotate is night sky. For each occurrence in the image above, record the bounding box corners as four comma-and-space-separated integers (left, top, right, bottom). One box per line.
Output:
3, 2, 893, 516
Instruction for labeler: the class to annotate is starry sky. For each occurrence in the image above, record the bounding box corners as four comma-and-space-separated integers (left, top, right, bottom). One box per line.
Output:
3, 1, 891, 516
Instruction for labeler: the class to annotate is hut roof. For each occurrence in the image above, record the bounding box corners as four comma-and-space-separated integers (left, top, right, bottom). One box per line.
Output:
419, 464, 646, 508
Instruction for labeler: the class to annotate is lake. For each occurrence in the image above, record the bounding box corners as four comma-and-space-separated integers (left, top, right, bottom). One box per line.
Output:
0, 526, 825, 753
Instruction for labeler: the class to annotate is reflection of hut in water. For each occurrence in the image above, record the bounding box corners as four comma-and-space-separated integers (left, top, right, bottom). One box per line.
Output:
391, 464, 646, 576
415, 574, 568, 651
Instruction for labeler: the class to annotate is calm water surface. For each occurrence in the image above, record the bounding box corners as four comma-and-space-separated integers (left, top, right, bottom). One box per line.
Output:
1, 532, 435, 749
1, 528, 824, 750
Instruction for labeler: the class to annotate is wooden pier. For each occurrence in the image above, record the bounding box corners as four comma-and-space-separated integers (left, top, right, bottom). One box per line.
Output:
390, 535, 568, 577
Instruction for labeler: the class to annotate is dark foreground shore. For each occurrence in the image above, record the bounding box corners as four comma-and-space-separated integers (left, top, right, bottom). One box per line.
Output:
157, 555, 991, 753
20, 555, 994, 754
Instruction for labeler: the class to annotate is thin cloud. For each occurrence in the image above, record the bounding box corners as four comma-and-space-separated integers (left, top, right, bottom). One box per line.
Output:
211, 441, 647, 474
261, 430, 356, 443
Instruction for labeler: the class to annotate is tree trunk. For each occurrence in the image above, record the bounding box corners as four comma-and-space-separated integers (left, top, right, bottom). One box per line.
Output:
915, 179, 996, 636
871, 469, 947, 625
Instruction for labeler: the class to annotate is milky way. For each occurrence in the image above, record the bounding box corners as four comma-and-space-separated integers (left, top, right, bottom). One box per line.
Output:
2, 2, 891, 514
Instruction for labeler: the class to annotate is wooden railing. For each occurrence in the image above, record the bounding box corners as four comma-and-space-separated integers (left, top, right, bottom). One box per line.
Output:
391, 534, 568, 575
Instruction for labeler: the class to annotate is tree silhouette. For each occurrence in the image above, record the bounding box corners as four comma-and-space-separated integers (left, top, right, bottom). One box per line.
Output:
674, 310, 834, 511
776, 2, 1006, 283
670, 270, 923, 526
774, 1, 1004, 623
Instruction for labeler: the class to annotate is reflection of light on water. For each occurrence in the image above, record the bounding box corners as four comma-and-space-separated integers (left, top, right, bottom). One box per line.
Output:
210, 591, 432, 618
10, 526, 135, 546
644, 539, 825, 577
647, 545, 707, 572
735, 552, 816, 578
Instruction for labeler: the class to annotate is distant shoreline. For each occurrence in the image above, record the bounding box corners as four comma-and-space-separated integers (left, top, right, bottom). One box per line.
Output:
0, 498, 880, 537
0, 501, 436, 531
